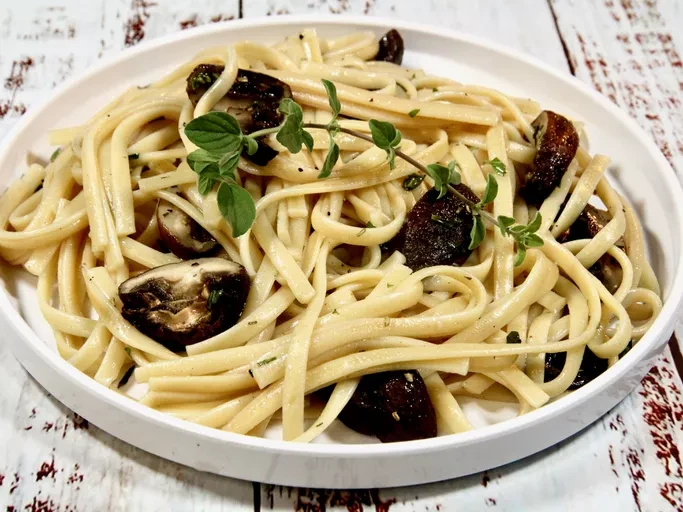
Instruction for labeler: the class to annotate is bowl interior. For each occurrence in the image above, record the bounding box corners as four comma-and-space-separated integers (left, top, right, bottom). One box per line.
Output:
0, 17, 680, 448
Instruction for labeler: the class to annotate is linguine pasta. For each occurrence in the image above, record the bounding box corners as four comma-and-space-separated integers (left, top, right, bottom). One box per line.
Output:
0, 28, 661, 443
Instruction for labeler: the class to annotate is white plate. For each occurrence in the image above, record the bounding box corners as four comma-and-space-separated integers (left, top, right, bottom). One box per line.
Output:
1, 15, 682, 489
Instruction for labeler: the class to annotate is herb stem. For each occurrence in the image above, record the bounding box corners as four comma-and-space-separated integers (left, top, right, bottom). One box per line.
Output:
300, 123, 499, 229
247, 126, 281, 139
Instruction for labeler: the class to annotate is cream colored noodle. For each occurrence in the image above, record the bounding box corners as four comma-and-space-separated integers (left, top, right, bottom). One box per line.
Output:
0, 28, 661, 443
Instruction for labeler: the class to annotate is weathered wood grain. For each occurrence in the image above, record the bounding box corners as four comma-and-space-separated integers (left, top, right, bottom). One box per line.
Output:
1, 1, 682, 511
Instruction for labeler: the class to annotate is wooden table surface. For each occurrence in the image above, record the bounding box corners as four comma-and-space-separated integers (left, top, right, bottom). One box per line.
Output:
2, 1, 683, 510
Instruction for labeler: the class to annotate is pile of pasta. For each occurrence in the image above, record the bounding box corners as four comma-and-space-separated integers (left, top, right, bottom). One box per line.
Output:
0, 29, 662, 442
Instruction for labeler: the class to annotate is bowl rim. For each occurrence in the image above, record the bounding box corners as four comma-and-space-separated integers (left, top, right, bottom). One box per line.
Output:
1, 13, 682, 458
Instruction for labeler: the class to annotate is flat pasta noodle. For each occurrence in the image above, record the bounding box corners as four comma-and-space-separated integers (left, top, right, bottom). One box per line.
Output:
0, 27, 661, 444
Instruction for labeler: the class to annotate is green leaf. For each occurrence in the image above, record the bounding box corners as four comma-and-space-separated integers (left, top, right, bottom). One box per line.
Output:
514, 245, 527, 267
488, 157, 506, 176
369, 119, 401, 169
318, 139, 339, 179
525, 212, 542, 233
497, 215, 516, 236
187, 149, 219, 174
402, 173, 425, 191
321, 79, 341, 123
509, 224, 527, 234
408, 109, 420, 118
468, 215, 486, 250
302, 130, 315, 153
524, 233, 544, 247
198, 173, 217, 196
478, 173, 498, 206
276, 98, 308, 153
184, 112, 243, 152
368, 119, 401, 149
218, 152, 241, 179
448, 161, 462, 185
386, 148, 397, 169
425, 163, 451, 199
243, 137, 259, 156
216, 182, 256, 237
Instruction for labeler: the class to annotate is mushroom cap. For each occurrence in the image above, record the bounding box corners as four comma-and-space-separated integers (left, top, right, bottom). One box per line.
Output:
157, 200, 218, 260
390, 185, 479, 270
186, 65, 292, 166
337, 370, 437, 443
374, 29, 405, 65
119, 258, 250, 350
521, 110, 579, 205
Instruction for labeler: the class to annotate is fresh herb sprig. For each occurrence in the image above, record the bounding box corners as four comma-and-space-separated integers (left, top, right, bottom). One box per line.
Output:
183, 78, 543, 264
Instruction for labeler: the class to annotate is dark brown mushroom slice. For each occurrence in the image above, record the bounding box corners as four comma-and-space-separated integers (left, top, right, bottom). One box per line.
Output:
119, 258, 250, 351
390, 185, 479, 271
374, 29, 405, 65
337, 370, 437, 443
157, 200, 218, 260
544, 341, 632, 390
557, 203, 622, 294
186, 65, 292, 166
520, 111, 579, 205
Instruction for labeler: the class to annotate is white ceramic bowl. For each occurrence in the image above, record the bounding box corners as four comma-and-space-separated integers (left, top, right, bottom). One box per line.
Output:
1, 16, 682, 489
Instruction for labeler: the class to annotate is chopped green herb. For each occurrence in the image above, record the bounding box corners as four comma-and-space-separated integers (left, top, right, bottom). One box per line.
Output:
50, 148, 61, 162
408, 109, 420, 118
207, 289, 224, 309
257, 356, 278, 367
248, 321, 258, 325
331, 309, 339, 315
488, 157, 506, 176
356, 220, 375, 237
124, 347, 132, 356
402, 173, 425, 191
316, 422, 324, 427
432, 87, 439, 92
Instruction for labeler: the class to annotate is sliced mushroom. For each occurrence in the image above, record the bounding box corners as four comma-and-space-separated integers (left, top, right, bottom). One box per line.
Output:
186, 65, 292, 166
374, 29, 405, 65
545, 341, 632, 390
520, 111, 579, 205
390, 185, 479, 270
119, 258, 250, 350
558, 203, 622, 294
544, 347, 608, 390
157, 200, 218, 260
337, 370, 437, 443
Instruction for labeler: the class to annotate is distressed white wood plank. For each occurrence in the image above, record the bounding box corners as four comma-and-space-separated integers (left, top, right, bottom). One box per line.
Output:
0, 0, 240, 140
0, 342, 254, 512
244, 0, 571, 74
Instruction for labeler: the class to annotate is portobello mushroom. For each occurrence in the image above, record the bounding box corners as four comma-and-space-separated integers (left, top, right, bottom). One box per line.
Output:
157, 200, 218, 260
558, 203, 622, 294
390, 185, 480, 270
186, 65, 292, 165
520, 111, 579, 205
373, 29, 405, 65
337, 370, 437, 443
119, 258, 250, 350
